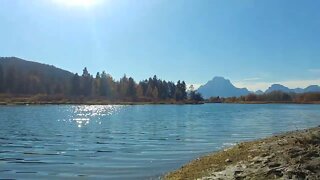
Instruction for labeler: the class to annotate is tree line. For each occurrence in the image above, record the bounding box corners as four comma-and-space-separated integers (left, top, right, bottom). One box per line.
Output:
0, 65, 203, 102
69, 67, 190, 101
208, 91, 320, 103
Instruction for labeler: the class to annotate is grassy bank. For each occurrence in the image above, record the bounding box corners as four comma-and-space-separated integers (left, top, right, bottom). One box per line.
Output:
165, 126, 320, 180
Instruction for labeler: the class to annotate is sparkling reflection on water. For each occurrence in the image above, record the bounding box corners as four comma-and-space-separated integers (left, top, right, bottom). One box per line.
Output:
0, 104, 320, 179
70, 105, 124, 127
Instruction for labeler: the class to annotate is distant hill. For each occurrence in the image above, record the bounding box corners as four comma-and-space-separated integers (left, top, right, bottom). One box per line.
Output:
197, 77, 250, 98
265, 84, 320, 94
0, 57, 74, 94
0, 57, 73, 79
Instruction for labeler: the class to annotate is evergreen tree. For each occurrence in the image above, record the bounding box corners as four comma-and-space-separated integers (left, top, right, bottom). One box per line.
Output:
127, 77, 136, 98
119, 74, 129, 98
71, 73, 81, 95
105, 73, 115, 98
175, 81, 187, 101
188, 85, 204, 102
100, 71, 108, 96
168, 81, 176, 99
139, 80, 148, 96
181, 81, 187, 100
93, 72, 101, 96
81, 67, 92, 96
159, 80, 169, 99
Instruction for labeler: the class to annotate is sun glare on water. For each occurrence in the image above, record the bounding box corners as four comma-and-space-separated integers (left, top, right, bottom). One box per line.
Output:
53, 0, 101, 8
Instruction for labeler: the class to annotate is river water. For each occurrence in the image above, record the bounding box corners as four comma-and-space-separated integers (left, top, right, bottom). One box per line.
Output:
0, 104, 319, 179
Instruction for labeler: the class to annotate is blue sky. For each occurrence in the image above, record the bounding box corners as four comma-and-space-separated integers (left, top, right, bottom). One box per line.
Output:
1, 0, 320, 90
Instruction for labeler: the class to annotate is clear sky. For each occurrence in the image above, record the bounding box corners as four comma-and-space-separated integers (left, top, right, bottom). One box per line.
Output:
1, 0, 320, 91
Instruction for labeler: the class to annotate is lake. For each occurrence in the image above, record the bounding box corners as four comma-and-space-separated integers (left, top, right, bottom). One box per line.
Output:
0, 104, 319, 179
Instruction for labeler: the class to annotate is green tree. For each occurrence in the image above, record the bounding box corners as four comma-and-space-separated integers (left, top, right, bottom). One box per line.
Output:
93, 72, 101, 96
175, 80, 187, 101
158, 80, 169, 99
189, 91, 204, 102
81, 67, 92, 96
119, 74, 129, 98
127, 77, 136, 98
99, 71, 108, 96
181, 81, 187, 99
139, 80, 148, 96
71, 73, 81, 95
168, 81, 176, 99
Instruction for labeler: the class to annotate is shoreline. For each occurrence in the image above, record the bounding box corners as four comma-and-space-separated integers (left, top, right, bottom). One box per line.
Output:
0, 95, 204, 105
206, 101, 320, 104
165, 126, 320, 179
0, 101, 205, 106
1, 100, 320, 106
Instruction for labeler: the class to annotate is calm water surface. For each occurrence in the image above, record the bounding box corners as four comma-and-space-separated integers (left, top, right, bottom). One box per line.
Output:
0, 104, 319, 179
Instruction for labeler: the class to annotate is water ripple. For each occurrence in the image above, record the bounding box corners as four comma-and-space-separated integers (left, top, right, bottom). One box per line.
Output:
0, 104, 319, 179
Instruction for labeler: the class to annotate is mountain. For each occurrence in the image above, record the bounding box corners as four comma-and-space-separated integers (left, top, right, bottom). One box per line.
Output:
293, 88, 304, 94
197, 77, 250, 98
255, 90, 264, 95
265, 84, 292, 94
265, 84, 320, 94
304, 85, 320, 93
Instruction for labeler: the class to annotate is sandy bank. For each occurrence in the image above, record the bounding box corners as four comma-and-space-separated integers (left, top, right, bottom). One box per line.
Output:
165, 126, 320, 180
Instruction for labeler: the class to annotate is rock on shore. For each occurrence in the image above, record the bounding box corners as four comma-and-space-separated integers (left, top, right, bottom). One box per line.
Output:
165, 127, 320, 180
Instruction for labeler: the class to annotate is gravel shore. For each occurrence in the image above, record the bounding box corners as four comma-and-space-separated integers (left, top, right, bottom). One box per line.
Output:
165, 126, 320, 180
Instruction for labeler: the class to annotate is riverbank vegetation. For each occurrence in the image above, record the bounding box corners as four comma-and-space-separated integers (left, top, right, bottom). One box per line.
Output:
207, 91, 320, 104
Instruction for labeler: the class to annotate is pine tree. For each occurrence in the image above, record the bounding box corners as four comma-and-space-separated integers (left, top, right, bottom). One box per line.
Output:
127, 77, 136, 98
119, 74, 129, 98
81, 67, 92, 96
100, 71, 108, 96
181, 81, 187, 100
71, 73, 81, 95
93, 72, 101, 96
168, 81, 176, 99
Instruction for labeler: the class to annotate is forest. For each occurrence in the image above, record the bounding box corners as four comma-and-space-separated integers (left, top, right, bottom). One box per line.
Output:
0, 61, 203, 104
